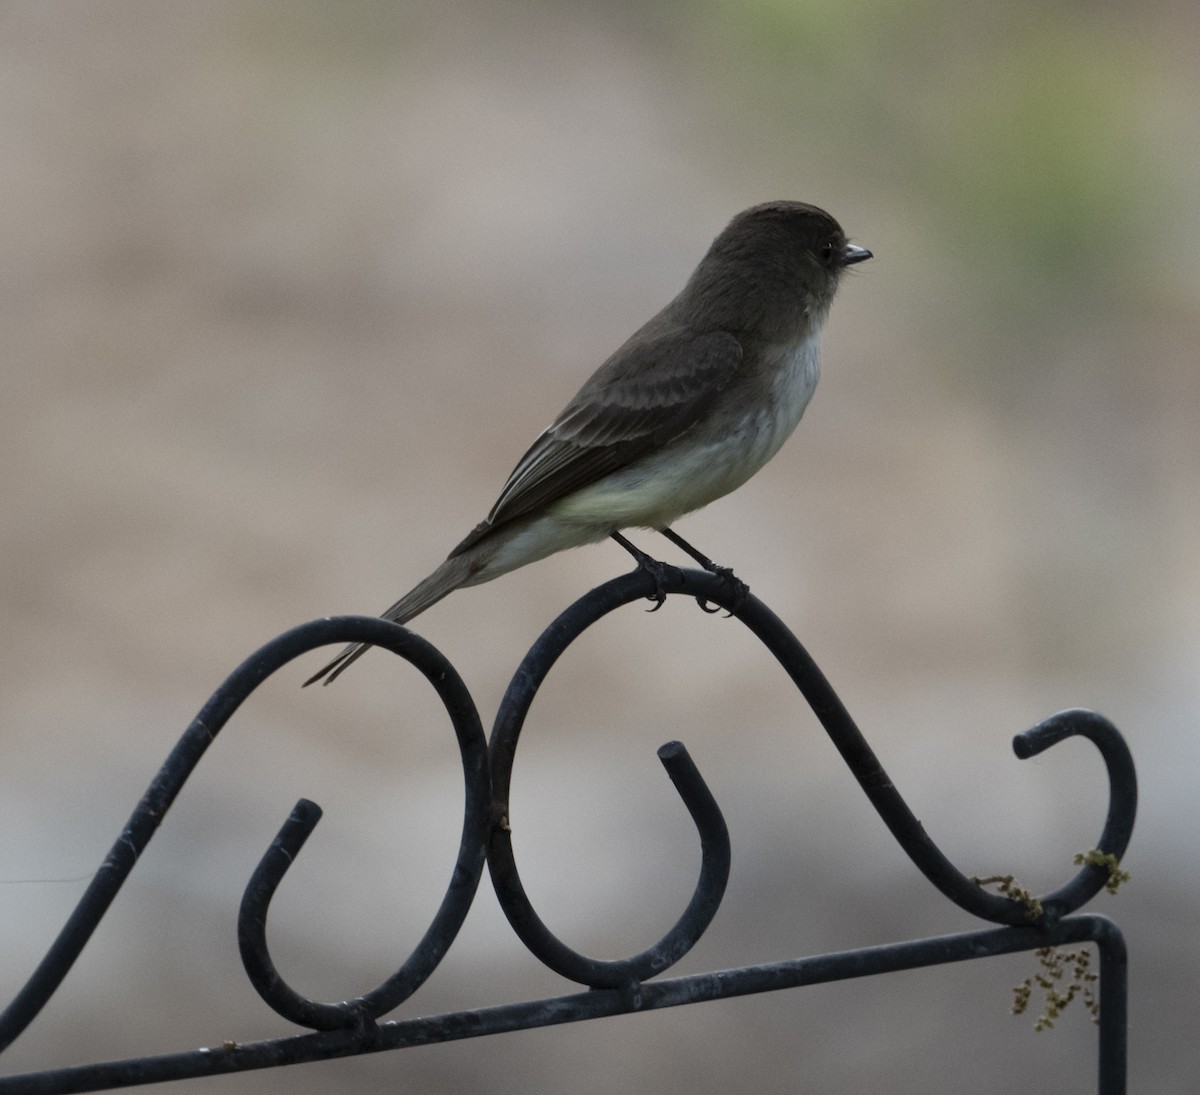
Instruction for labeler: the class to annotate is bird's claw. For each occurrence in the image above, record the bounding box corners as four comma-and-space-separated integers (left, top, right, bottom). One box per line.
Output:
695, 564, 749, 617
634, 555, 682, 611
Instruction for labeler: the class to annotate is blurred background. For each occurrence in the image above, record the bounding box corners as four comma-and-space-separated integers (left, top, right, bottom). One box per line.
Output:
1, 2, 1197, 1092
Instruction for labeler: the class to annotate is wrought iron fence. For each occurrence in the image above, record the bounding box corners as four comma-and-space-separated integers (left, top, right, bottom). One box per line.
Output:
0, 566, 1137, 1094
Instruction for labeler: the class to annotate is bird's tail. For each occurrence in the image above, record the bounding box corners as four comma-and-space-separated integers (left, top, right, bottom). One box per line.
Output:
302, 554, 477, 686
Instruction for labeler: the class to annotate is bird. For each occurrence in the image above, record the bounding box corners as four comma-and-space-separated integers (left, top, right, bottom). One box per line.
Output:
305, 200, 870, 685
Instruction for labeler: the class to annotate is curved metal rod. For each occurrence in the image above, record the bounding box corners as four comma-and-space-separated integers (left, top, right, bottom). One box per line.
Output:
488, 568, 1136, 963
0, 616, 489, 1052
1011, 709, 1136, 922
238, 629, 491, 1029
490, 647, 732, 988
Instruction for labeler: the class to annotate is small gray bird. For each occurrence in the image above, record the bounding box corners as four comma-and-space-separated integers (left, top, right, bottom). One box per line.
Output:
306, 201, 870, 685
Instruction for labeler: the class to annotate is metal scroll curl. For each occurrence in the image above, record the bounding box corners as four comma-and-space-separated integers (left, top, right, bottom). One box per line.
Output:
0, 616, 490, 1051
486, 564, 1138, 983
0, 566, 1136, 1094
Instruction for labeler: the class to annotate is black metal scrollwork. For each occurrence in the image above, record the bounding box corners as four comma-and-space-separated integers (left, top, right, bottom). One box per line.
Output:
0, 568, 1136, 1094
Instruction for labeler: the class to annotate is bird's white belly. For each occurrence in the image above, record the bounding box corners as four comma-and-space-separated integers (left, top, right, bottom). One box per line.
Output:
555, 334, 821, 529
473, 337, 820, 582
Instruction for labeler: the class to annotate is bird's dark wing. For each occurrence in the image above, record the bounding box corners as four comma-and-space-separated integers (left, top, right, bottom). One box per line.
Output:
450, 327, 742, 556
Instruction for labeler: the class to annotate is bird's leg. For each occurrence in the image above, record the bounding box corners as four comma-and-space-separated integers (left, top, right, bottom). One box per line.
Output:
657, 527, 749, 615
610, 531, 681, 612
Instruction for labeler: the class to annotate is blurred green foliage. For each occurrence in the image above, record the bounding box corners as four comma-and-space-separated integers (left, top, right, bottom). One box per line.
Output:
694, 0, 1182, 314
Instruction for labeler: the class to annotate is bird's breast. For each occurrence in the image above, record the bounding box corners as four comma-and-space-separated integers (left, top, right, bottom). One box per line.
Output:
755, 333, 822, 454
550, 334, 821, 530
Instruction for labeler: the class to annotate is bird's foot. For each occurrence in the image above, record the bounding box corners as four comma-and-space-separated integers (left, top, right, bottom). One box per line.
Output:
640, 555, 685, 612
611, 531, 682, 611
695, 564, 749, 616
656, 527, 749, 616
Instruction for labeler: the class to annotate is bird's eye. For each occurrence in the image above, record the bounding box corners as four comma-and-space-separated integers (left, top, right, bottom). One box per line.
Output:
819, 242, 835, 264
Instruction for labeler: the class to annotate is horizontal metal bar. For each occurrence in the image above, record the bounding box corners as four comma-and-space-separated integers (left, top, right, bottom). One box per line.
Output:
0, 914, 1123, 1095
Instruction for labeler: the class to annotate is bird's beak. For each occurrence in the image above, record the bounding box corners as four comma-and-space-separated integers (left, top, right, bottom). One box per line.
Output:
841, 243, 872, 266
